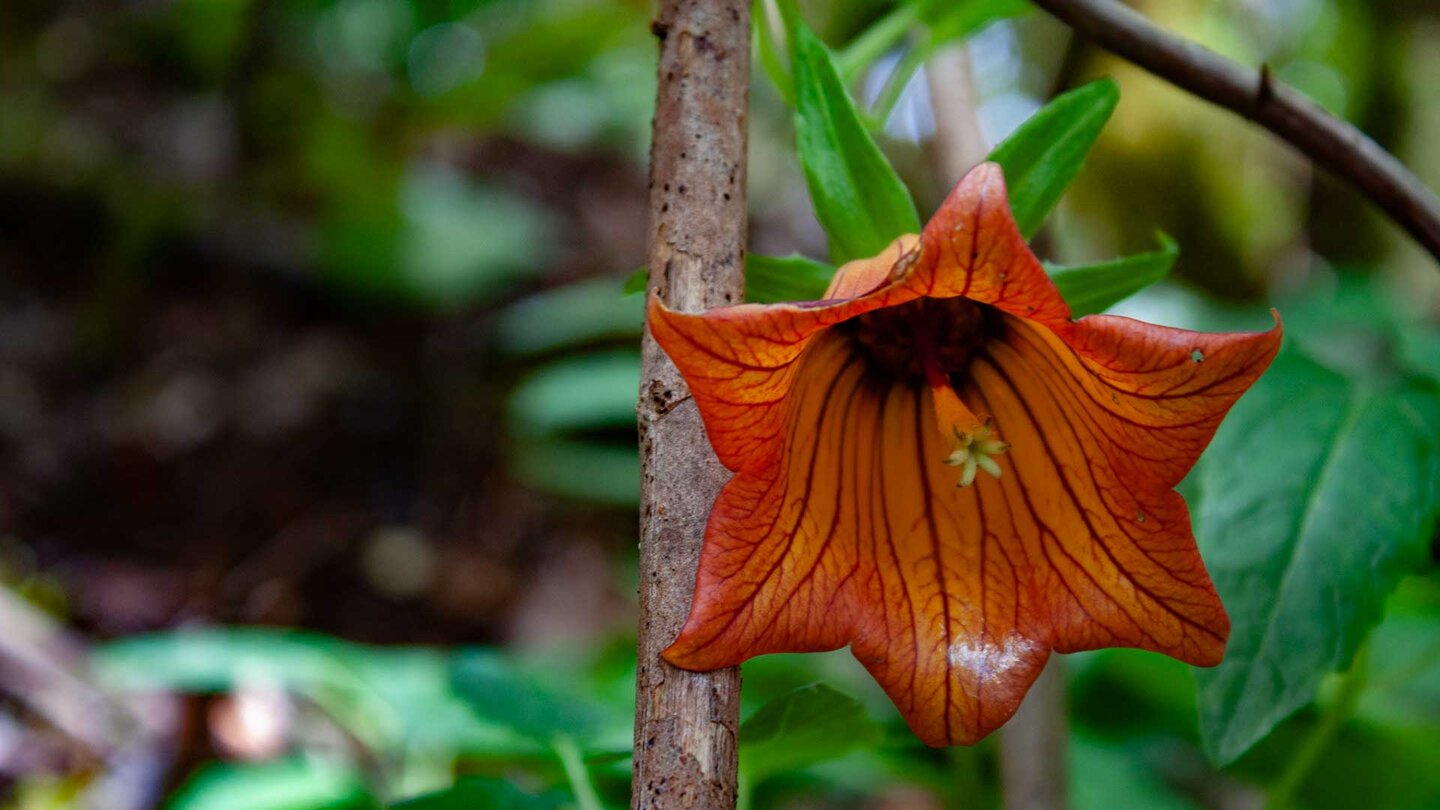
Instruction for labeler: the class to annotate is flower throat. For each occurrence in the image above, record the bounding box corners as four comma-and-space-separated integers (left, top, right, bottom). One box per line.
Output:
845, 296, 1000, 383
844, 297, 1010, 487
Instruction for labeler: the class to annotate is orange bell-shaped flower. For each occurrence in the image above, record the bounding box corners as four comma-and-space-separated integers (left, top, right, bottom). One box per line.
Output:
648, 163, 1281, 746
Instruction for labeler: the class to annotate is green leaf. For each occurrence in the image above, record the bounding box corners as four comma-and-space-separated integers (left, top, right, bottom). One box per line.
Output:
739, 683, 884, 783
746, 253, 836, 303
623, 254, 838, 304
836, 4, 918, 80
507, 351, 640, 438
391, 778, 565, 810
1045, 232, 1177, 317
790, 20, 920, 263
915, 0, 1032, 55
622, 268, 648, 296
1070, 733, 1197, 810
509, 438, 638, 505
987, 78, 1119, 238
499, 278, 643, 354
94, 630, 540, 758
449, 650, 604, 744
1194, 352, 1440, 764
95, 628, 359, 694
754, 0, 796, 104
167, 759, 373, 810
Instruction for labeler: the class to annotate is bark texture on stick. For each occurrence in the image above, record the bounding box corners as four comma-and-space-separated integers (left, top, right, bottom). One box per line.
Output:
633, 1, 749, 808
1031, 0, 1440, 264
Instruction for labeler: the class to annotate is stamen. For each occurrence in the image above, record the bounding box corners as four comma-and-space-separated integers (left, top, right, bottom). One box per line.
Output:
923, 357, 1009, 488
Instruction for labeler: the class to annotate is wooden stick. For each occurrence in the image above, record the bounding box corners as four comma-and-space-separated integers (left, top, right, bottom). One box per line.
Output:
632, 1, 749, 807
1030, 0, 1440, 264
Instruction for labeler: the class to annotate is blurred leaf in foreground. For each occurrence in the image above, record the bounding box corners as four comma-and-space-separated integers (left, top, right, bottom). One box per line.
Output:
391, 777, 564, 810
167, 758, 373, 810
739, 683, 884, 785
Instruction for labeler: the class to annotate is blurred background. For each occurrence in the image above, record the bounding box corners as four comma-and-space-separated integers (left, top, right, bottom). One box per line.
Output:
0, 0, 1438, 808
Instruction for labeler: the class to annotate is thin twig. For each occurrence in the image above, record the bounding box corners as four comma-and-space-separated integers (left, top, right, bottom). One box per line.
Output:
1030, 0, 1440, 264
632, 1, 749, 808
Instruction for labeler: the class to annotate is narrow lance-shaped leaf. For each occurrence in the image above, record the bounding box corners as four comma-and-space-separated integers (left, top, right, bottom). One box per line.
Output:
988, 78, 1119, 238
1194, 352, 1440, 764
790, 19, 921, 263
1045, 232, 1177, 317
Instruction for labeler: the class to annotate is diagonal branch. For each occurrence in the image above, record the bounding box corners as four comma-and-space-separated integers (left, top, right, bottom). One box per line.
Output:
632, 1, 749, 808
1030, 0, 1440, 264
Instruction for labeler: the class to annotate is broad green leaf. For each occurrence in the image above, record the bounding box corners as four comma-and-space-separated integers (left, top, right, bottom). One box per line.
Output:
1045, 233, 1177, 317
739, 683, 884, 783
1070, 734, 1196, 810
746, 253, 836, 303
987, 78, 1119, 238
449, 650, 604, 744
94, 630, 538, 758
1401, 325, 1440, 384
1194, 352, 1440, 764
167, 759, 373, 810
95, 628, 358, 694
791, 20, 920, 263
391, 778, 564, 810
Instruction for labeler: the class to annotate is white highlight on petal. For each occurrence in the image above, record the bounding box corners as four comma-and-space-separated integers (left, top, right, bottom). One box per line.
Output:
947, 633, 1040, 680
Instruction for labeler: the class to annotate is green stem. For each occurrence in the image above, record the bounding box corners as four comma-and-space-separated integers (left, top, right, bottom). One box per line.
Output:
869, 41, 927, 129
1266, 642, 1371, 810
753, 0, 795, 105
552, 734, 604, 810
837, 4, 919, 80
736, 770, 754, 810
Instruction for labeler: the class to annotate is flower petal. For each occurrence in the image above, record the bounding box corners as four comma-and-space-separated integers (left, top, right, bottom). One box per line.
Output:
825, 235, 919, 299
907, 163, 1071, 327
963, 313, 1281, 667
649, 160, 1283, 747
662, 330, 867, 667
647, 248, 922, 473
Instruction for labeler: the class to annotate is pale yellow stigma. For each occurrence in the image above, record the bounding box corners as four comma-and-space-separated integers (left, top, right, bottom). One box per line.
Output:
942, 421, 1009, 488
928, 381, 1009, 488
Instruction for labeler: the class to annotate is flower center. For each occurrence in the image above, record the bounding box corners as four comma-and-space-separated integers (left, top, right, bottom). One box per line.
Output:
846, 297, 1009, 487
848, 297, 994, 380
